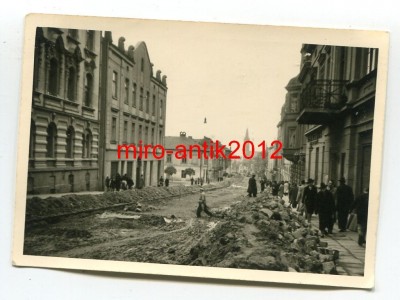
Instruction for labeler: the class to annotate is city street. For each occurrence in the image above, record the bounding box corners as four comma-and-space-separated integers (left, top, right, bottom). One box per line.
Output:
24, 179, 365, 275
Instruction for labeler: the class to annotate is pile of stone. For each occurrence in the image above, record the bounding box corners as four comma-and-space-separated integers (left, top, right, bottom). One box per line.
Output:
187, 194, 339, 274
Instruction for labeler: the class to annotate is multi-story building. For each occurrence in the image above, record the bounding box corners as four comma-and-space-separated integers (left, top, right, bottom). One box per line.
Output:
28, 28, 102, 194
278, 44, 377, 195
99, 32, 167, 188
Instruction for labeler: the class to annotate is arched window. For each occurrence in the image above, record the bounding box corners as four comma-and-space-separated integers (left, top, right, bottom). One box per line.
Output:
160, 99, 163, 119
29, 120, 36, 158
84, 73, 93, 107
67, 67, 76, 101
46, 122, 57, 158
48, 58, 59, 96
82, 129, 93, 158
66, 126, 75, 158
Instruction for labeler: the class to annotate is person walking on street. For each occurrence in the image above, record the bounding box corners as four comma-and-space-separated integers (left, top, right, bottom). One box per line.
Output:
115, 173, 122, 192
296, 180, 306, 214
191, 177, 194, 185
303, 178, 317, 223
159, 176, 164, 187
351, 188, 369, 247
165, 177, 170, 187
278, 181, 284, 199
283, 181, 289, 197
196, 188, 213, 217
316, 183, 336, 236
247, 174, 257, 197
289, 182, 299, 208
336, 177, 354, 232
327, 179, 337, 224
105, 175, 110, 192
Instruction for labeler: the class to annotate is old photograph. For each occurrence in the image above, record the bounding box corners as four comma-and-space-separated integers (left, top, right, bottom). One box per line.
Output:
13, 14, 388, 288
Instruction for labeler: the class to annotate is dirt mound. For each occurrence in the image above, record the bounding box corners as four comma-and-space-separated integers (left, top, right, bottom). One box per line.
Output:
184, 195, 339, 274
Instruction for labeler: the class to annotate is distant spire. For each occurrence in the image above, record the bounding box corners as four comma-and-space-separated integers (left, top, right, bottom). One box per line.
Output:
244, 128, 250, 140
204, 117, 207, 124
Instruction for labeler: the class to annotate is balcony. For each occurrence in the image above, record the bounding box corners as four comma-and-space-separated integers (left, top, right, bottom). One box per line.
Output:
297, 79, 348, 124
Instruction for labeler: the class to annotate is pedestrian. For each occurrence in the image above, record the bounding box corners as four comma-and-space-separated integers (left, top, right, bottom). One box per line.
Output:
191, 177, 194, 185
247, 174, 257, 197
296, 180, 306, 214
260, 179, 266, 192
327, 179, 337, 223
127, 176, 134, 189
302, 178, 317, 223
289, 182, 298, 208
159, 176, 164, 187
315, 182, 335, 236
278, 181, 284, 199
110, 178, 116, 192
165, 177, 170, 187
105, 175, 110, 192
351, 188, 369, 247
196, 188, 213, 217
272, 181, 279, 196
336, 177, 354, 232
283, 181, 289, 196
115, 173, 122, 191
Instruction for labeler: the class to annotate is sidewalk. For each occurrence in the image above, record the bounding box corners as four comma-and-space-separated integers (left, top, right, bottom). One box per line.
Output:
309, 215, 365, 276
280, 195, 365, 276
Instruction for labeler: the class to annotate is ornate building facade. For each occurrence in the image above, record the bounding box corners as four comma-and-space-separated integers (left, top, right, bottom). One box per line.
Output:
278, 44, 377, 195
29, 28, 101, 194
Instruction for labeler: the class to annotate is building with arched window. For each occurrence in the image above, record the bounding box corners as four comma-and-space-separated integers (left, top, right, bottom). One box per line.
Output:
28, 27, 101, 194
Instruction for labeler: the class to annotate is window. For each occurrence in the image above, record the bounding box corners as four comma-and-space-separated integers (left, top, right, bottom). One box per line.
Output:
46, 122, 57, 158
181, 157, 187, 164
151, 128, 155, 146
167, 154, 172, 163
86, 30, 94, 51
124, 79, 129, 104
48, 58, 59, 96
66, 126, 75, 158
132, 83, 137, 107
112, 71, 118, 98
111, 117, 117, 142
139, 87, 144, 110
152, 95, 156, 116
145, 126, 149, 145
84, 74, 93, 107
146, 91, 150, 113
82, 129, 93, 158
315, 147, 319, 184
159, 130, 163, 145
141, 58, 144, 72
138, 125, 143, 142
67, 67, 76, 101
131, 123, 136, 143
160, 99, 163, 119
123, 121, 128, 143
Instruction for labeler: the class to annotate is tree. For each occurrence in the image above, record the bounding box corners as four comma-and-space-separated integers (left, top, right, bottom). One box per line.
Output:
164, 166, 177, 178
183, 167, 195, 178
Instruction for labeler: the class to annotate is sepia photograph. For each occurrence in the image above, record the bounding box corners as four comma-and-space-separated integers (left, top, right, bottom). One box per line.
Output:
12, 14, 388, 288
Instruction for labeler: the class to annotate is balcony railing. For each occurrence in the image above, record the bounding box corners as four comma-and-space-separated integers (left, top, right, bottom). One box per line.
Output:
297, 79, 348, 124
300, 79, 348, 110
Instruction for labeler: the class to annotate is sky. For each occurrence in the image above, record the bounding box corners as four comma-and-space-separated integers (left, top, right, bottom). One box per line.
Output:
112, 20, 302, 146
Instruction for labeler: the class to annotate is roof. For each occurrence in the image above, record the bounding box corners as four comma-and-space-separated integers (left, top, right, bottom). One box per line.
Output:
164, 136, 203, 149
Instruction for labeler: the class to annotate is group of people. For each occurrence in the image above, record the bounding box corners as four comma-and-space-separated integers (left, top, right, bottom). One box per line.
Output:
104, 173, 136, 191
158, 176, 170, 187
247, 174, 369, 247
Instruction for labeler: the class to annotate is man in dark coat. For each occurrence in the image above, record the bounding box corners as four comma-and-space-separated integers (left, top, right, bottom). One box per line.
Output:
336, 177, 354, 232
352, 188, 369, 246
289, 182, 299, 208
247, 175, 257, 197
115, 173, 122, 191
316, 183, 335, 235
165, 178, 170, 187
302, 178, 317, 223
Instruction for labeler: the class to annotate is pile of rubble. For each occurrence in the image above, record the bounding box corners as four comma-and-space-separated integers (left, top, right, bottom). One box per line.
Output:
25, 183, 229, 221
186, 194, 339, 274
